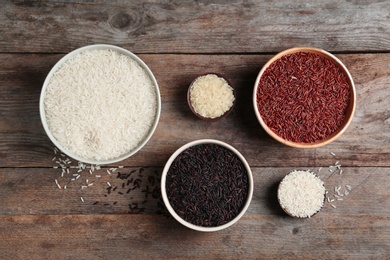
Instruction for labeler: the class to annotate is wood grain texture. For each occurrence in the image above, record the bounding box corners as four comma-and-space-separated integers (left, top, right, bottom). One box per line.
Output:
0, 0, 389, 53
0, 214, 389, 259
0, 167, 387, 216
0, 53, 389, 167
1, 2, 390, 257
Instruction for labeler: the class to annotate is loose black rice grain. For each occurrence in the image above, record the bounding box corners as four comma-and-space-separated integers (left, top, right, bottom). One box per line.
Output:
148, 176, 156, 185
53, 155, 162, 211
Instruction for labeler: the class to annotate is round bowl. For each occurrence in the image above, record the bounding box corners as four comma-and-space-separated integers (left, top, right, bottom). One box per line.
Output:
161, 139, 253, 232
187, 73, 236, 121
253, 47, 356, 148
39, 44, 161, 165
277, 170, 326, 218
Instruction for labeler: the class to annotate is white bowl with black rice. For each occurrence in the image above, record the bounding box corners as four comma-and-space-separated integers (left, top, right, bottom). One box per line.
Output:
161, 139, 254, 232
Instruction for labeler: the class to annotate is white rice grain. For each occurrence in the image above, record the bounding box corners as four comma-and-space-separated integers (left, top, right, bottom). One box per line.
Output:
278, 170, 325, 218
44, 49, 158, 161
55, 179, 61, 189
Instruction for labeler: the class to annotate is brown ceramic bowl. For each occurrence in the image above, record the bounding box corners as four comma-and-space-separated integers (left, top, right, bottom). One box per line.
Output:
188, 73, 236, 121
253, 47, 356, 148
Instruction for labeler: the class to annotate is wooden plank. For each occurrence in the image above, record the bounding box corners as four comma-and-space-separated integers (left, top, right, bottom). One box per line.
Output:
0, 1, 389, 53
0, 167, 165, 215
0, 213, 389, 259
0, 53, 390, 167
0, 167, 387, 216
1, 1, 388, 258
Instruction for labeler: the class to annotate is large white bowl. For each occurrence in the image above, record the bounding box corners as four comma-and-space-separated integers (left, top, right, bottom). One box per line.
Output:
39, 44, 161, 164
161, 139, 254, 232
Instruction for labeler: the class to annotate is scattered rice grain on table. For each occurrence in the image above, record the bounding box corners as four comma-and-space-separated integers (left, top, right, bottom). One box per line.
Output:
322, 158, 353, 210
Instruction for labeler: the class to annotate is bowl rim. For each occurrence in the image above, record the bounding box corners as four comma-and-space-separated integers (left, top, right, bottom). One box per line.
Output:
39, 44, 161, 165
252, 46, 357, 148
187, 73, 236, 121
277, 170, 326, 218
160, 139, 254, 232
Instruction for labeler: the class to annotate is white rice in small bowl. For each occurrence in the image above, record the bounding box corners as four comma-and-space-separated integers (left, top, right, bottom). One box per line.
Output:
277, 170, 326, 218
40, 44, 161, 164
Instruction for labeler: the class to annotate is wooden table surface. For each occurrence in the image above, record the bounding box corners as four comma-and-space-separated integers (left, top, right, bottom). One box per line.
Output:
1, 1, 390, 259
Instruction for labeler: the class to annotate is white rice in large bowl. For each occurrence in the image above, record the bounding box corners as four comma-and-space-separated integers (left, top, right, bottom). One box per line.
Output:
40, 45, 161, 164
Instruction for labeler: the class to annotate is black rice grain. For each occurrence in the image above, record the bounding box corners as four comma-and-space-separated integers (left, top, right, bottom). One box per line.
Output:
166, 143, 248, 227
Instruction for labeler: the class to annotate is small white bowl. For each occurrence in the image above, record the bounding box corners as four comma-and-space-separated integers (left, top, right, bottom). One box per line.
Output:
161, 139, 254, 232
39, 44, 161, 164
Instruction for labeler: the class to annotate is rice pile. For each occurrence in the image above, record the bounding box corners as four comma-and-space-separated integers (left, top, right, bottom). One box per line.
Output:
44, 49, 158, 161
189, 74, 235, 119
278, 170, 325, 218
